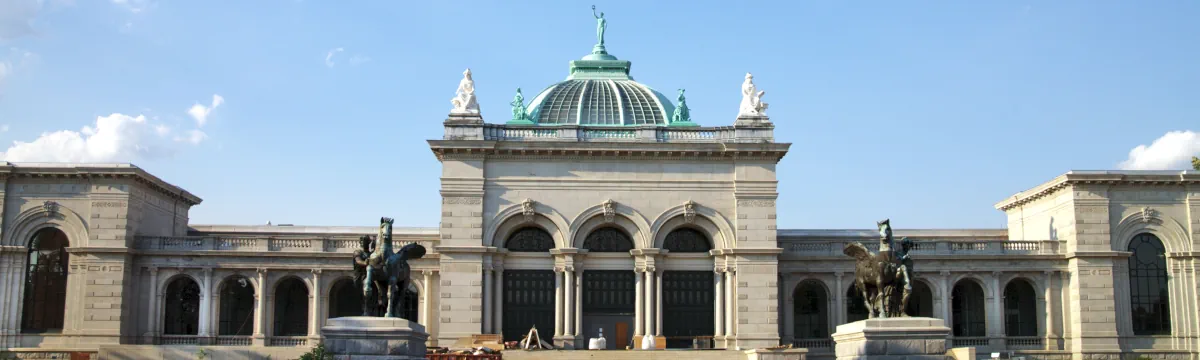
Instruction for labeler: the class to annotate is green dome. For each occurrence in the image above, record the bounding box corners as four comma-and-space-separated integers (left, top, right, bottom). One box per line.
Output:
519, 48, 677, 126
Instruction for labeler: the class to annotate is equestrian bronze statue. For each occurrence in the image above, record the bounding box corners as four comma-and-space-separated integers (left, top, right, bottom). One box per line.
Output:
352, 217, 427, 318
843, 219, 914, 318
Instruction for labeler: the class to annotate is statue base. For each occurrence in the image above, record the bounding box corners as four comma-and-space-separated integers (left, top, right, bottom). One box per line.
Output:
322, 317, 429, 360
831, 317, 950, 360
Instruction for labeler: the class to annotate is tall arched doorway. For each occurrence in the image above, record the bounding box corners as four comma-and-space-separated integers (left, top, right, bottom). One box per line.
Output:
1003, 278, 1037, 337
22, 228, 70, 333
661, 228, 714, 349
273, 277, 309, 336
581, 227, 636, 349
846, 287, 868, 323
793, 280, 829, 340
1127, 233, 1170, 335
502, 227, 556, 342
400, 284, 419, 322
329, 278, 363, 319
951, 280, 986, 337
163, 277, 201, 335
905, 280, 934, 318
218, 276, 255, 336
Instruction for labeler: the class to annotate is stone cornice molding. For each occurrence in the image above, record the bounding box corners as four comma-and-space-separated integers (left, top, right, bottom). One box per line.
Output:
429, 140, 790, 163
64, 247, 131, 254
709, 248, 783, 256
1065, 251, 1132, 259
995, 171, 1200, 211
0, 162, 202, 205
435, 245, 495, 254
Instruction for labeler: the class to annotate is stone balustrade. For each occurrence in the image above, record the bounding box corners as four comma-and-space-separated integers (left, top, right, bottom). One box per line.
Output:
479, 124, 743, 143
779, 239, 1061, 257
135, 235, 439, 254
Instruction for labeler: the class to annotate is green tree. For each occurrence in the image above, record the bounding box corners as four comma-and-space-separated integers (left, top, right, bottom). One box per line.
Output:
1193, 156, 1200, 170
297, 344, 333, 360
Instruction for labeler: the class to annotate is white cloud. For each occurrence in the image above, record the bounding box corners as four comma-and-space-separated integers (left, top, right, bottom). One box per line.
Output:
186, 94, 224, 127
175, 129, 207, 145
0, 0, 40, 41
0, 124, 9, 132
325, 47, 343, 68
1118, 130, 1200, 170
348, 54, 371, 66
0, 113, 190, 162
111, 0, 153, 14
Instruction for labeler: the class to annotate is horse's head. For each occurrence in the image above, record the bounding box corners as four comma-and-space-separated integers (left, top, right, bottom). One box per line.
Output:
877, 219, 892, 240
398, 243, 427, 260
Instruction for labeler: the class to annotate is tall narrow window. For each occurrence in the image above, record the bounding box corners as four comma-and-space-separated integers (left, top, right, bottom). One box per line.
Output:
22, 228, 70, 333
1003, 278, 1037, 337
163, 277, 201, 335
1128, 233, 1170, 335
219, 276, 255, 336
952, 280, 986, 337
905, 280, 934, 318
846, 287, 868, 323
273, 278, 309, 336
793, 281, 829, 339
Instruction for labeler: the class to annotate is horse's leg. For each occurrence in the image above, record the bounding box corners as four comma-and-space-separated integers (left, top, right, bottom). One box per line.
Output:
363, 269, 376, 316
862, 287, 874, 319
386, 276, 398, 318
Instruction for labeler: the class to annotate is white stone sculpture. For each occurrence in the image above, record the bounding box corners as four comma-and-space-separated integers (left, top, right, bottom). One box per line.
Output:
640, 334, 656, 350
451, 68, 480, 114
588, 327, 607, 350
738, 72, 768, 116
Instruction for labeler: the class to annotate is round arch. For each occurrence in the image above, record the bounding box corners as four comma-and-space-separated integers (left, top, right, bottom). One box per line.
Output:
4, 204, 88, 248
158, 272, 203, 297
1112, 211, 1190, 254
792, 279, 830, 339
20, 227, 72, 333
949, 274, 993, 299
216, 274, 255, 336
650, 203, 735, 250
267, 273, 314, 297
486, 201, 571, 248
162, 275, 202, 335
1003, 277, 1038, 337
951, 278, 987, 337
272, 276, 310, 336
569, 203, 652, 250
215, 272, 261, 296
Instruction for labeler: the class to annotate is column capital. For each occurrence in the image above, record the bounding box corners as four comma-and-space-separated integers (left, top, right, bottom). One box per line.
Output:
148, 266, 159, 274
256, 267, 268, 275
422, 269, 435, 276
714, 266, 726, 274
202, 267, 213, 276
1043, 270, 1057, 275
991, 270, 1003, 277
939, 270, 951, 276
834, 271, 844, 279
484, 264, 494, 272
554, 266, 565, 273
311, 268, 322, 275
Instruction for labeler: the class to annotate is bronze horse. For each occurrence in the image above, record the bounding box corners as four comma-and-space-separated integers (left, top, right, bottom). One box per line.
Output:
359, 217, 427, 318
843, 219, 913, 318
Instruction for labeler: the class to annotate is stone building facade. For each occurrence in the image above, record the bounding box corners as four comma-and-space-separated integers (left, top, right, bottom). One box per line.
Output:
1, 42, 1199, 360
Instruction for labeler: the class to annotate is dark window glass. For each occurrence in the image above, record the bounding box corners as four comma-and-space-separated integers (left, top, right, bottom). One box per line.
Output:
793, 281, 828, 339
662, 271, 714, 348
952, 280, 986, 337
401, 285, 419, 323
329, 279, 363, 319
583, 227, 633, 252
502, 270, 555, 342
663, 228, 712, 253
22, 228, 70, 333
273, 278, 309, 336
163, 277, 201, 335
219, 276, 255, 336
1004, 279, 1037, 337
846, 287, 868, 323
505, 228, 554, 252
905, 280, 934, 318
1128, 233, 1170, 335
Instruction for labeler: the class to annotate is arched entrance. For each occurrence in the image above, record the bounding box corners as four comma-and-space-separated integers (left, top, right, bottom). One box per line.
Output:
329, 278, 363, 319
218, 276, 255, 336
661, 228, 715, 349
793, 280, 829, 340
951, 280, 986, 337
21, 228, 70, 333
905, 280, 934, 318
1003, 278, 1037, 337
163, 277, 201, 335
581, 227, 636, 349
502, 227, 556, 342
273, 277, 309, 336
846, 287, 868, 323
1127, 233, 1170, 335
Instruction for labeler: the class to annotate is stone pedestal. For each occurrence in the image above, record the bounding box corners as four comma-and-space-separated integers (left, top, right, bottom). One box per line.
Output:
832, 317, 950, 360
322, 317, 429, 360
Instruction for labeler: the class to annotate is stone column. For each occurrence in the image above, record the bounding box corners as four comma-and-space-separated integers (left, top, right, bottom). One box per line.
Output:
564, 266, 574, 338
714, 269, 724, 339
253, 268, 267, 346
145, 267, 160, 343
1043, 271, 1057, 350
939, 271, 952, 328
655, 269, 663, 337
554, 267, 563, 337
988, 271, 1003, 347
482, 266, 493, 334
422, 270, 434, 327
574, 269, 583, 340
635, 268, 644, 336
833, 272, 845, 327
782, 274, 794, 344
199, 268, 213, 340
309, 269, 322, 337
644, 266, 656, 336
494, 267, 503, 334
725, 268, 735, 337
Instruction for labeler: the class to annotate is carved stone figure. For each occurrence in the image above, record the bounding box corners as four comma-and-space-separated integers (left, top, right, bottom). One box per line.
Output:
738, 73, 769, 116
592, 5, 607, 46
360, 217, 427, 318
511, 88, 529, 121
451, 69, 480, 114
843, 219, 913, 318
672, 89, 691, 124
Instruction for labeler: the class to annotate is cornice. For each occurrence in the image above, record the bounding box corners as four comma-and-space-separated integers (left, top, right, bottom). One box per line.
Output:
428, 140, 791, 163
995, 171, 1199, 211
0, 162, 202, 206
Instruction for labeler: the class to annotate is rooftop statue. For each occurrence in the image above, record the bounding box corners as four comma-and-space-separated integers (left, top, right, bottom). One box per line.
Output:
511, 88, 529, 121
451, 68, 480, 114
843, 219, 914, 318
592, 5, 607, 46
738, 73, 769, 116
672, 89, 691, 124
358, 217, 427, 318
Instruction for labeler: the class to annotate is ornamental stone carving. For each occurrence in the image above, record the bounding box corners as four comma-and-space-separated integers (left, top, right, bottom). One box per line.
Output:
1139, 206, 1157, 223
738, 73, 769, 117
602, 199, 616, 223
443, 197, 483, 205
42, 200, 59, 214
521, 198, 536, 223
450, 68, 480, 115
683, 200, 696, 224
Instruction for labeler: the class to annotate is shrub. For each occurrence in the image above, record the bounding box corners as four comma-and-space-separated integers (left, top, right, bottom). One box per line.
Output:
298, 343, 334, 360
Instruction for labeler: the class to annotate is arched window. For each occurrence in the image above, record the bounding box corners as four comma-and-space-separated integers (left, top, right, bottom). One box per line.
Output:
663, 228, 712, 253
952, 280, 986, 337
219, 276, 255, 336
163, 277, 201, 335
273, 278, 309, 336
583, 227, 633, 252
401, 284, 419, 323
505, 227, 554, 252
1128, 233, 1170, 335
905, 280, 934, 318
1004, 278, 1037, 337
22, 228, 70, 333
329, 278, 363, 319
793, 281, 828, 339
846, 287, 868, 323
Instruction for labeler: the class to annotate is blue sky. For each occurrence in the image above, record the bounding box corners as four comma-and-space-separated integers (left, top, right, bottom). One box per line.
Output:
1, 1, 1197, 229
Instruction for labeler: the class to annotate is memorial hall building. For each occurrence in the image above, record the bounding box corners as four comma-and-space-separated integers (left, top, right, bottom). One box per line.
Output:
1, 38, 1199, 360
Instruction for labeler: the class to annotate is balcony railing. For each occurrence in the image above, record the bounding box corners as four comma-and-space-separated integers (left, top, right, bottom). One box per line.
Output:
137, 236, 438, 255
1005, 336, 1043, 349
267, 336, 309, 347
781, 239, 1060, 257
160, 335, 200, 345
215, 336, 252, 346
793, 338, 834, 349
950, 337, 990, 348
